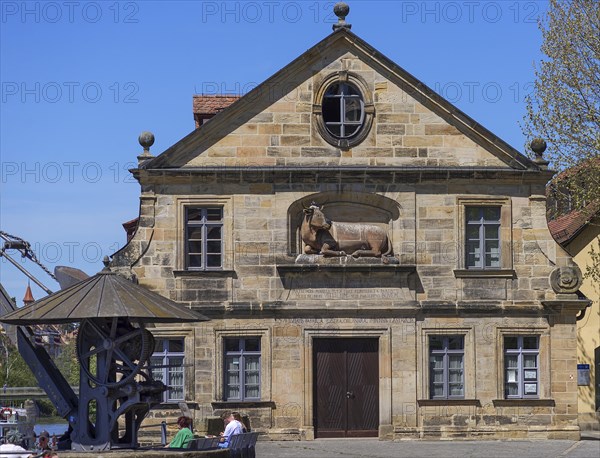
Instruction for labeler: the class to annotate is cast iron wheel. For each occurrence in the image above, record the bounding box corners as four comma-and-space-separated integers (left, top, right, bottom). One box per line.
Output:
76, 318, 151, 388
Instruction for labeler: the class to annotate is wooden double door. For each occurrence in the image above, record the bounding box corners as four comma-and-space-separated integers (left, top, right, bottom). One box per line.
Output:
313, 338, 379, 438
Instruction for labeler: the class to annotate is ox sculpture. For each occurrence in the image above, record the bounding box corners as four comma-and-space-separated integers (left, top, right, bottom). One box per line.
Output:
301, 203, 394, 259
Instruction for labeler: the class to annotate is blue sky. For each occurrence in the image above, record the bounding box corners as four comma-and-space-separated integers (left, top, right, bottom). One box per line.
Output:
0, 0, 548, 302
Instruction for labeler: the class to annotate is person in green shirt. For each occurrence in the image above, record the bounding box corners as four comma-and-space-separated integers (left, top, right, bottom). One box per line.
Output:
168, 416, 194, 448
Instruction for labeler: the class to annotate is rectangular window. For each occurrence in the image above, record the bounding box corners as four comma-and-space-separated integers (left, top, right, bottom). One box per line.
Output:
186, 207, 223, 270
429, 335, 464, 399
465, 206, 501, 269
224, 337, 261, 401
504, 336, 539, 398
151, 338, 185, 402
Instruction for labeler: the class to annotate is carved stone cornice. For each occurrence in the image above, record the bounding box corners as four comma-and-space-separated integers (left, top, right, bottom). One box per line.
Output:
191, 299, 570, 318
542, 298, 591, 315
135, 166, 553, 186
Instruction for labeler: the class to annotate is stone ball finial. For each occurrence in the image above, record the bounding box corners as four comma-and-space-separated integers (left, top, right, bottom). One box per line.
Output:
138, 131, 155, 151
332, 2, 351, 31
530, 138, 547, 155
334, 2, 350, 19
530, 138, 549, 169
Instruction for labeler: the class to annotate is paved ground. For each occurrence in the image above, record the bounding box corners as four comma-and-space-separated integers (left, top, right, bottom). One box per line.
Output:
255, 432, 600, 458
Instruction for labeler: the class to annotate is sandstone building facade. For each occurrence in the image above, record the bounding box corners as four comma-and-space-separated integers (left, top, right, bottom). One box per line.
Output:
548, 181, 600, 431
112, 15, 589, 440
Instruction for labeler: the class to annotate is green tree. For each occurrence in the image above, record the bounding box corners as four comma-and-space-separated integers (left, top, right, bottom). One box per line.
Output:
523, 0, 600, 214
585, 237, 600, 284
0, 332, 36, 387
54, 337, 80, 386
0, 329, 79, 388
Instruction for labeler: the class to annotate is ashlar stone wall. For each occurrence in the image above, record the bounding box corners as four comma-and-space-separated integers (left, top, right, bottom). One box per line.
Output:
112, 36, 583, 440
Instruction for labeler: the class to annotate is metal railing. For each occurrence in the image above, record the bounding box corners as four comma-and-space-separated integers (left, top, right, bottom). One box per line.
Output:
1, 387, 79, 401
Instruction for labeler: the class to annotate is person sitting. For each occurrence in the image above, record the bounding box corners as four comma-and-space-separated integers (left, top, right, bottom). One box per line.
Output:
38, 431, 51, 452
218, 412, 243, 448
232, 412, 248, 432
167, 416, 194, 449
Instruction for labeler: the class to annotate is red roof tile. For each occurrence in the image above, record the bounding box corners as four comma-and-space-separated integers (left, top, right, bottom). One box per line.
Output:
548, 204, 599, 245
193, 95, 240, 116
122, 217, 139, 243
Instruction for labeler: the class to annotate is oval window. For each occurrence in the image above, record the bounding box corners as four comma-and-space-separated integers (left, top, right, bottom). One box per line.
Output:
322, 83, 365, 139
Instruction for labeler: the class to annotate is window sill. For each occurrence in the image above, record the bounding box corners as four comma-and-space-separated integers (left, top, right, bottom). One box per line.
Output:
211, 401, 275, 409
454, 269, 516, 279
173, 270, 236, 277
151, 402, 198, 409
492, 399, 555, 407
418, 399, 481, 407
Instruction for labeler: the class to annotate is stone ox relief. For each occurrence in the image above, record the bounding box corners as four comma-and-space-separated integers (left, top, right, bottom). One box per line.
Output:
301, 203, 394, 258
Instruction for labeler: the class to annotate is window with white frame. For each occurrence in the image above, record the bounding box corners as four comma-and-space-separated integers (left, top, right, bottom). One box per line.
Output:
322, 82, 365, 139
429, 335, 465, 399
185, 207, 223, 270
314, 72, 374, 150
224, 337, 261, 401
465, 206, 501, 269
504, 336, 539, 398
151, 338, 185, 402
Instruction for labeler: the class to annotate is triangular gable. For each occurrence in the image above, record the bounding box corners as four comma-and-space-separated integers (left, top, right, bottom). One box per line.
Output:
143, 29, 537, 171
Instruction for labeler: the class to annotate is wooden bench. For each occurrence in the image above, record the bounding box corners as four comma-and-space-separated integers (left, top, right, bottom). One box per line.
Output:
228, 432, 259, 458
187, 436, 221, 450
